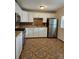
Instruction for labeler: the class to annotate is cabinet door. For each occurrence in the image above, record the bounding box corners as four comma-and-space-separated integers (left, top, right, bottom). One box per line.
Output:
28, 28, 34, 37
37, 13, 42, 18
28, 13, 33, 22
33, 28, 39, 37
38, 14, 46, 23
43, 14, 47, 23
18, 33, 22, 55
48, 14, 55, 18
33, 13, 39, 18
16, 32, 22, 59
38, 28, 44, 37
38, 28, 47, 37
16, 36, 20, 59
43, 28, 47, 37
21, 11, 28, 22
25, 28, 29, 37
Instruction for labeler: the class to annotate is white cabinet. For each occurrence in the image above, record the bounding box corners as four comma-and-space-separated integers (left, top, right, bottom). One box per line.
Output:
25, 28, 29, 37
28, 28, 34, 37
21, 11, 28, 22
15, 2, 23, 22
38, 28, 43, 37
47, 14, 55, 18
25, 28, 34, 37
43, 28, 47, 37
37, 13, 43, 18
16, 32, 22, 59
38, 14, 46, 23
28, 12, 55, 23
16, 2, 29, 22
43, 14, 47, 23
25, 27, 47, 38
38, 28, 47, 37
28, 14, 33, 22
15, 2, 22, 15
33, 28, 39, 37
33, 13, 39, 18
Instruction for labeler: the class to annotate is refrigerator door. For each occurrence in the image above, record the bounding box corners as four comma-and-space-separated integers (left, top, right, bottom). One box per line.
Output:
48, 18, 57, 37
49, 18, 57, 24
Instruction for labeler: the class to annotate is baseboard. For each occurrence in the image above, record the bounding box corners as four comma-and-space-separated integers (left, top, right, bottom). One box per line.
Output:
25, 37, 47, 39
57, 38, 64, 43
25, 37, 64, 43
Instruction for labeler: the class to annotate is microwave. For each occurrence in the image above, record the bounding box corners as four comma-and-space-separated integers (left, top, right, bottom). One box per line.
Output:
15, 13, 20, 22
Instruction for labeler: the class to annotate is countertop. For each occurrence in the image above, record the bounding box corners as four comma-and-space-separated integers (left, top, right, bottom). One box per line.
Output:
15, 28, 25, 37
19, 26, 47, 28
15, 28, 25, 31
15, 31, 21, 37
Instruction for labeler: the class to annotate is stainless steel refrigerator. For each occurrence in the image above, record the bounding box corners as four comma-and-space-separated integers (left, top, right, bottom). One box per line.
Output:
47, 18, 58, 38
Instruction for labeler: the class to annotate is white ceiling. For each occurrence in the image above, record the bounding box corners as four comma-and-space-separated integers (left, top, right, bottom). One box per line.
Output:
16, 0, 64, 12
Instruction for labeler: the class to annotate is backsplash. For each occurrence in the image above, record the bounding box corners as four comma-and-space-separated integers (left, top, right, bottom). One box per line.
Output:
33, 18, 43, 27
15, 22, 47, 28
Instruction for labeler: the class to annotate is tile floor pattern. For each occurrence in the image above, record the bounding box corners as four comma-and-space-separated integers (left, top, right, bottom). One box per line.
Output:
20, 38, 64, 59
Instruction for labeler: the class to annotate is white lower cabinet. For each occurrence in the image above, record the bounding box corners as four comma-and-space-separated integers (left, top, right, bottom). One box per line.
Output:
38, 28, 47, 37
33, 28, 39, 37
38, 28, 43, 37
28, 28, 34, 37
16, 32, 22, 59
25, 28, 29, 37
25, 27, 47, 38
25, 28, 34, 37
28, 15, 33, 22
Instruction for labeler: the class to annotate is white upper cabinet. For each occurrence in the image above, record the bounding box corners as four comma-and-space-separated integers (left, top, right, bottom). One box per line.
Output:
33, 13, 39, 18
16, 2, 28, 22
28, 12, 55, 23
28, 13, 33, 22
43, 14, 47, 22
37, 13, 43, 18
15, 2, 22, 14
15, 2, 23, 21
21, 11, 28, 22
49, 14, 55, 18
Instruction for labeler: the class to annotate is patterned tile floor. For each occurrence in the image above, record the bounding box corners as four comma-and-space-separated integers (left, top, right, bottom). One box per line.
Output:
20, 38, 64, 59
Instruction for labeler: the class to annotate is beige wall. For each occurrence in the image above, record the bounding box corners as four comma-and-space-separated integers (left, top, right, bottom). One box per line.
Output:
56, 7, 64, 41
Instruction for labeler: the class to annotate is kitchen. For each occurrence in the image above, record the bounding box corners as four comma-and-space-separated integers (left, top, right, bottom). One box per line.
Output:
15, 0, 64, 59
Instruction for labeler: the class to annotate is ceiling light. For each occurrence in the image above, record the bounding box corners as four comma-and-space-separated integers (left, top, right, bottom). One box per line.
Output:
40, 6, 45, 10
